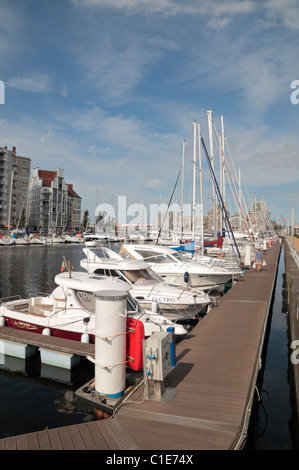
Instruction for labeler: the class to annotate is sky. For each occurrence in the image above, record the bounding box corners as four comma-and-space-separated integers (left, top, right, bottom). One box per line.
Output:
1, 0, 299, 226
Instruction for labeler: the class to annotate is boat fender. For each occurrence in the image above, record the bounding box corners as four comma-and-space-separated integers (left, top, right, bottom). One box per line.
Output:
0, 316, 5, 327
81, 333, 90, 343
42, 328, 51, 336
184, 271, 189, 283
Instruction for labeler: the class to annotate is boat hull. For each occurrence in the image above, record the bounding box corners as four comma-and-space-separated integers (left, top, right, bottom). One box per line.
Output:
3, 316, 94, 342
155, 272, 230, 291
2, 315, 144, 371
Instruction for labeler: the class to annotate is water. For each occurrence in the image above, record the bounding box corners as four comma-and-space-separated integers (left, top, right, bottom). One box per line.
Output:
0, 243, 96, 439
245, 245, 299, 449
0, 243, 298, 447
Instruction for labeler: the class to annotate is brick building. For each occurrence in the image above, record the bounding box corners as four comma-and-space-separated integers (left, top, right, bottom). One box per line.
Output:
29, 167, 81, 231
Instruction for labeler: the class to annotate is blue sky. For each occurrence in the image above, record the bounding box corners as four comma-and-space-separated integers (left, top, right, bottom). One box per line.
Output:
1, 0, 299, 225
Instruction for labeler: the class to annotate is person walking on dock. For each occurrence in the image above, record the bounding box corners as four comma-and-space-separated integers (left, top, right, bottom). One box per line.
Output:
255, 248, 265, 272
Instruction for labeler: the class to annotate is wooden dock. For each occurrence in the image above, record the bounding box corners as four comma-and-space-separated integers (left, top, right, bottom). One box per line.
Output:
0, 326, 95, 358
0, 242, 281, 450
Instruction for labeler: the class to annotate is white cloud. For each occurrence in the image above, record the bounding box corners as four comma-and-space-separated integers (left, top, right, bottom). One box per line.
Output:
60, 82, 68, 97
72, 0, 257, 21
264, 0, 299, 30
7, 73, 52, 94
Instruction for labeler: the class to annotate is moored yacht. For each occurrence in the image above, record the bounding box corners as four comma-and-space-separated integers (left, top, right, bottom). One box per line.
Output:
0, 271, 188, 340
120, 243, 244, 292
80, 247, 213, 321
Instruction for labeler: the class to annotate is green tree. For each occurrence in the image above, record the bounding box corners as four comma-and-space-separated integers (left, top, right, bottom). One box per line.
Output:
82, 209, 89, 230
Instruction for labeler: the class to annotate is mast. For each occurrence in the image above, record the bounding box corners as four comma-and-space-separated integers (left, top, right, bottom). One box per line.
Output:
201, 136, 242, 263
7, 170, 14, 232
207, 110, 216, 237
180, 139, 186, 242
220, 115, 226, 208
197, 122, 203, 210
197, 121, 204, 254
239, 168, 242, 232
192, 120, 197, 240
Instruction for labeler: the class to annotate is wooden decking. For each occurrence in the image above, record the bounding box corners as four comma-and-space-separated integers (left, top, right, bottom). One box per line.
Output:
0, 242, 281, 450
0, 326, 95, 358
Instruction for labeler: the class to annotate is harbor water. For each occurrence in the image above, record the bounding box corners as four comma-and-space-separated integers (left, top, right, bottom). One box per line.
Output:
0, 242, 298, 448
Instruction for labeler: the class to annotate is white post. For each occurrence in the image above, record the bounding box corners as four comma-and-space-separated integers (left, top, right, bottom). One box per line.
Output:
93, 289, 129, 398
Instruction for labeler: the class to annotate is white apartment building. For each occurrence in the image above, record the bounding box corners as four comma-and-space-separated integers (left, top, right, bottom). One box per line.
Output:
29, 168, 81, 232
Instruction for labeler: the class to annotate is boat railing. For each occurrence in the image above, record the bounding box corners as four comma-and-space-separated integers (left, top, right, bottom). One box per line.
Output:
29, 292, 51, 298
0, 295, 22, 305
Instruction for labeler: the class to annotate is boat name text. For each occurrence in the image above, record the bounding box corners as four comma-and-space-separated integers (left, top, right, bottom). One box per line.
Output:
150, 296, 176, 303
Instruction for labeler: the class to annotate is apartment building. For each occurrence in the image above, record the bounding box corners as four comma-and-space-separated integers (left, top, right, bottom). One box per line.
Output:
29, 167, 81, 231
0, 146, 31, 229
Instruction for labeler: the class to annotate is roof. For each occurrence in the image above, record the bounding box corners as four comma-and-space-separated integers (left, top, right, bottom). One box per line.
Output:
68, 184, 81, 199
37, 170, 81, 199
38, 170, 57, 187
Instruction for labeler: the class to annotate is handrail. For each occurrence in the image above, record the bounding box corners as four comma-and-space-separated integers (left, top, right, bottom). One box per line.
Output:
0, 295, 22, 304
285, 237, 299, 269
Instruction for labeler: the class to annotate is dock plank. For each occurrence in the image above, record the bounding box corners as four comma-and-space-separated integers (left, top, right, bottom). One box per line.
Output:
47, 428, 63, 450
67, 424, 90, 450
0, 327, 95, 357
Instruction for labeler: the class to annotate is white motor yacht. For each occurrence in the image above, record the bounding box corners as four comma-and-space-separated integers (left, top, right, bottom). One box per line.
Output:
80, 247, 212, 322
120, 243, 244, 292
64, 235, 83, 243
0, 271, 188, 340
0, 236, 13, 245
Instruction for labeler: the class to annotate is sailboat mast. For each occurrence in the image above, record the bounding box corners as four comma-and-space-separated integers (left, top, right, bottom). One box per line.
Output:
207, 111, 216, 237
7, 170, 14, 232
221, 115, 226, 207
192, 120, 197, 240
239, 168, 242, 232
180, 139, 186, 241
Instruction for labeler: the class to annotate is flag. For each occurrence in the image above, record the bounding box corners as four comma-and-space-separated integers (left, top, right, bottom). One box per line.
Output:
61, 259, 66, 272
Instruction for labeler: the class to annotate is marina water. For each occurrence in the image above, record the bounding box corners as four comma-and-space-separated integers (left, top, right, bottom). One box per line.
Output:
0, 243, 298, 449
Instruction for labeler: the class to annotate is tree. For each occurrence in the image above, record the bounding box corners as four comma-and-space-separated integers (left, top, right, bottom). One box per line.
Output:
82, 209, 89, 231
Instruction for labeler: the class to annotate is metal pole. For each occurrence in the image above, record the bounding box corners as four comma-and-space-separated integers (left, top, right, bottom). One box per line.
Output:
291, 204, 295, 246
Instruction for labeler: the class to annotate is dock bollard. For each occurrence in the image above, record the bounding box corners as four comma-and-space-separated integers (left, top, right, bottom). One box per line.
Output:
91, 289, 129, 398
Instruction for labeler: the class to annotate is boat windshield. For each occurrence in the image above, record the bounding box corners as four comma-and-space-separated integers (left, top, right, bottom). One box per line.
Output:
127, 294, 143, 314
133, 249, 186, 264
120, 269, 160, 284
